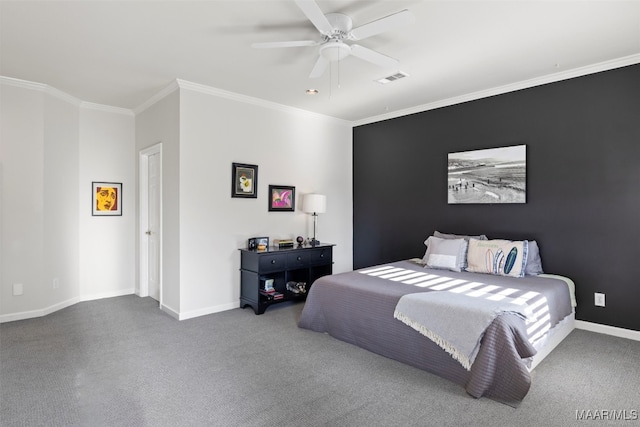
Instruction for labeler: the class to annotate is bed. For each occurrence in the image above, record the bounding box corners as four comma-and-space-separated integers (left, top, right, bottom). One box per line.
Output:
298, 235, 576, 407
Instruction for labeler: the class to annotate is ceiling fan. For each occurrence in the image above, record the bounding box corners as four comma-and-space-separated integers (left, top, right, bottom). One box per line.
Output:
252, 0, 415, 78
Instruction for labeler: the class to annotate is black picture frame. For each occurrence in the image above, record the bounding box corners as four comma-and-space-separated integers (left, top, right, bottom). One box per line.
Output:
92, 181, 122, 216
231, 163, 258, 198
447, 144, 526, 204
255, 237, 269, 251
268, 185, 295, 212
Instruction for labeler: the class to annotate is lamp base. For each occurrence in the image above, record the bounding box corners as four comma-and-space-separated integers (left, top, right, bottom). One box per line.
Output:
309, 238, 320, 246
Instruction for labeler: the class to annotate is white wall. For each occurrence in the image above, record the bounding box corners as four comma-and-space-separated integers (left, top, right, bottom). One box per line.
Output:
2, 76, 353, 322
177, 86, 352, 318
78, 106, 136, 301
135, 90, 181, 314
1, 78, 137, 321
1, 83, 47, 316
43, 94, 80, 308
1, 81, 81, 319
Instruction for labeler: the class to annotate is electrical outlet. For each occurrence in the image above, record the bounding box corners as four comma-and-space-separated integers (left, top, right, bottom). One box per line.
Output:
594, 292, 605, 307
13, 283, 23, 296
53, 278, 59, 290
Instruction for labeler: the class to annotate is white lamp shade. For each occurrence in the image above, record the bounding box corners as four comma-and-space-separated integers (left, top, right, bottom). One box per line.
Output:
303, 194, 326, 214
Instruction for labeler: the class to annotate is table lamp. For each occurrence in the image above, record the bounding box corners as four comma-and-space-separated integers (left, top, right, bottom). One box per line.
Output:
303, 194, 326, 246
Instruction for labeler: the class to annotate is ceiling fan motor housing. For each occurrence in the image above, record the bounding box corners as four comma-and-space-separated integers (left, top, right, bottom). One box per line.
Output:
320, 13, 353, 61
324, 13, 353, 38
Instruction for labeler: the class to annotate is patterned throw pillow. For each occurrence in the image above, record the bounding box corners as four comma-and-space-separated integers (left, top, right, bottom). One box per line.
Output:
466, 238, 529, 278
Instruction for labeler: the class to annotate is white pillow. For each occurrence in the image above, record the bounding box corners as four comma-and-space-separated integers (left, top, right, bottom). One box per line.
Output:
466, 238, 528, 278
423, 236, 469, 272
422, 231, 487, 265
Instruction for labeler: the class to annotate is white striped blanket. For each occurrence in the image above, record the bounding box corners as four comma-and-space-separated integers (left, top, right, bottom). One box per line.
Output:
359, 262, 555, 370
394, 291, 533, 370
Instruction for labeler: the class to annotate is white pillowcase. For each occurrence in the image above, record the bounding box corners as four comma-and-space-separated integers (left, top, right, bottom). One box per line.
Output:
423, 236, 469, 272
466, 238, 528, 278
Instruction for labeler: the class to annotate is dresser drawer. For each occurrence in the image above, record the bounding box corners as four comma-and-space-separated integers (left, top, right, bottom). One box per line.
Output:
309, 248, 332, 265
287, 251, 310, 269
258, 253, 286, 273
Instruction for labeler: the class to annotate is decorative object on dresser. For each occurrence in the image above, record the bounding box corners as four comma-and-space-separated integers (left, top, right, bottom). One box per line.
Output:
302, 193, 326, 246
231, 163, 258, 198
268, 185, 295, 211
248, 237, 269, 251
273, 239, 294, 249
239, 243, 334, 314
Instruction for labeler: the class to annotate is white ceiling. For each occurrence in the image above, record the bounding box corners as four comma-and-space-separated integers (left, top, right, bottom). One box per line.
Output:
2, 1, 639, 123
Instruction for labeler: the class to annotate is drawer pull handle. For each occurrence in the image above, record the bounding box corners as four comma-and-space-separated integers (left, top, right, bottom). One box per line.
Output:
271, 260, 276, 264
297, 256, 302, 261
320, 254, 324, 258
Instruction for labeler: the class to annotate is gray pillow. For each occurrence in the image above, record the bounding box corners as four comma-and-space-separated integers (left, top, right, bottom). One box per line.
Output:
525, 240, 544, 275
422, 231, 486, 265
423, 236, 469, 272
434, 230, 488, 241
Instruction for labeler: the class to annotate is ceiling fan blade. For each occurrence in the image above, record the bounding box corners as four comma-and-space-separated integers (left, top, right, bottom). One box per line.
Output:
350, 9, 415, 40
295, 0, 334, 36
309, 56, 329, 78
252, 40, 319, 49
350, 44, 399, 69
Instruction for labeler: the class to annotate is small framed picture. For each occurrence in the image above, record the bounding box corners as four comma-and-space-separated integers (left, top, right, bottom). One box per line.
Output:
268, 185, 295, 212
256, 237, 269, 251
92, 182, 122, 216
232, 163, 258, 198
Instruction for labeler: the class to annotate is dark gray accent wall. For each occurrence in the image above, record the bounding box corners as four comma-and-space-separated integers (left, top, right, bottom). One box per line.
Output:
353, 64, 640, 331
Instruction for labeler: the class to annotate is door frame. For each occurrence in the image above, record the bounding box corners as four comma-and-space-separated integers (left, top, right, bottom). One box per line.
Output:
138, 142, 163, 304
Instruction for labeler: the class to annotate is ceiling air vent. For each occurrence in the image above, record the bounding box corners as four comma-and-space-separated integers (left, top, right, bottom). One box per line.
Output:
376, 71, 409, 84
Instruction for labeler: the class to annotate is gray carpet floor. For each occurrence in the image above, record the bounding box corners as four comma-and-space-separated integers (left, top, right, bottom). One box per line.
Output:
1, 295, 639, 427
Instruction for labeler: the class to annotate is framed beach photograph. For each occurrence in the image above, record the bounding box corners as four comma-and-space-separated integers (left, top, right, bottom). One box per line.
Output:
447, 145, 526, 204
92, 181, 122, 216
231, 163, 258, 198
268, 185, 295, 212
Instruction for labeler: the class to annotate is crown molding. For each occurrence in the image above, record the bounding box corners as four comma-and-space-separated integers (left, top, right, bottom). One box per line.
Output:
80, 101, 134, 116
133, 80, 180, 115
0, 76, 81, 106
0, 75, 47, 91
353, 53, 640, 127
1, 75, 134, 115
174, 78, 351, 125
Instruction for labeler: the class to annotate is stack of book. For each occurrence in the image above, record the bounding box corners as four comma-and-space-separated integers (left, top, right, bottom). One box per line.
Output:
259, 289, 284, 300
273, 239, 294, 248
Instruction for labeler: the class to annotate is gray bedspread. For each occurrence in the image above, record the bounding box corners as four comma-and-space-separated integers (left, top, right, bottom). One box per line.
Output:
297, 260, 573, 406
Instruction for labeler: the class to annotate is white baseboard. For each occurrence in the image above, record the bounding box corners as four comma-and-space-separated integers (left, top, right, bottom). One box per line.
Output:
178, 301, 240, 321
80, 288, 135, 302
575, 320, 640, 342
0, 289, 135, 323
0, 296, 80, 323
160, 303, 180, 320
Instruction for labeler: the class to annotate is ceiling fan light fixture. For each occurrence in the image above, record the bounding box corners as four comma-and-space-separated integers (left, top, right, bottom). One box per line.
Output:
319, 41, 350, 62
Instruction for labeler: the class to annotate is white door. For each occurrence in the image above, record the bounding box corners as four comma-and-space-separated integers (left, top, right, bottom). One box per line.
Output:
139, 143, 162, 303
147, 151, 161, 301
